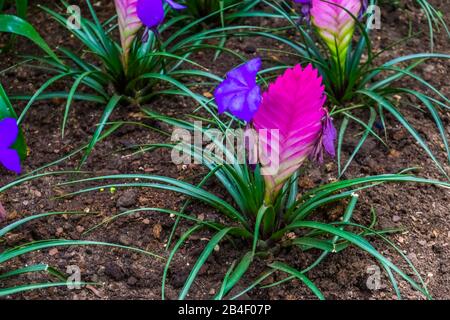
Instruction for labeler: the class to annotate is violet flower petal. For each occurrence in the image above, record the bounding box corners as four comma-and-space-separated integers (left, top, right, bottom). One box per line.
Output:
165, 0, 186, 10
309, 114, 337, 164
137, 0, 165, 29
359, 0, 368, 19
0, 149, 21, 174
0, 118, 21, 174
0, 118, 19, 149
294, 0, 312, 21
322, 114, 337, 157
214, 58, 262, 123
137, 0, 186, 29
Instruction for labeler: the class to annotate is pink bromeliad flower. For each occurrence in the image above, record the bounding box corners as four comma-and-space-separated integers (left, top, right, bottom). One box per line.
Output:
115, 0, 142, 69
114, 0, 185, 70
252, 64, 334, 204
214, 59, 336, 204
310, 0, 362, 70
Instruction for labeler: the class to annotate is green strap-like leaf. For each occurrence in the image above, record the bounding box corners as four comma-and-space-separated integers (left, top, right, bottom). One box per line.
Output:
178, 227, 235, 300
0, 14, 61, 63
0, 282, 88, 297
79, 94, 122, 167
269, 261, 325, 300
358, 89, 449, 179
214, 252, 253, 300
0, 239, 163, 264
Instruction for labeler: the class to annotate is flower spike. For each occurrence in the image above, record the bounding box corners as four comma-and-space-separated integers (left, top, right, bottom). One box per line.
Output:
252, 64, 333, 203
115, 0, 142, 69
310, 0, 362, 70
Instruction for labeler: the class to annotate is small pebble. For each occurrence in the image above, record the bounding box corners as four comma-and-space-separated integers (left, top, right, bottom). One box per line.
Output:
152, 224, 163, 239
56, 227, 64, 236
244, 45, 256, 54
119, 234, 132, 246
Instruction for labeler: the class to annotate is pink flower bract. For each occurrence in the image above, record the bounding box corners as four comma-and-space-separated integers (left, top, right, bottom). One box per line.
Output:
115, 0, 142, 69
311, 0, 362, 69
253, 64, 328, 203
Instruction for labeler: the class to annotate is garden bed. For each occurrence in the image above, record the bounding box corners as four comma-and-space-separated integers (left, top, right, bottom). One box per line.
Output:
0, 0, 449, 300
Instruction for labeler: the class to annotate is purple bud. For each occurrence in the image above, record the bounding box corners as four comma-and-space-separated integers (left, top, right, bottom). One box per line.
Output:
294, 0, 312, 23
310, 113, 337, 164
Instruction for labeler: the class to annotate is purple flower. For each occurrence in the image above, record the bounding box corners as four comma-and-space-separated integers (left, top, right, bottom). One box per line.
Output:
359, 0, 368, 19
214, 58, 262, 123
0, 118, 21, 174
310, 113, 337, 163
137, 0, 186, 29
294, 0, 312, 22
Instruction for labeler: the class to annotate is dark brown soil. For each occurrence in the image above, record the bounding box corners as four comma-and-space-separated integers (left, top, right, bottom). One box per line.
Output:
0, 0, 449, 300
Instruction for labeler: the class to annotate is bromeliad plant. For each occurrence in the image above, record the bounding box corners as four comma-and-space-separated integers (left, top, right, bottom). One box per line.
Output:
295, 0, 449, 50
261, 0, 450, 177
60, 61, 450, 300
0, 0, 224, 164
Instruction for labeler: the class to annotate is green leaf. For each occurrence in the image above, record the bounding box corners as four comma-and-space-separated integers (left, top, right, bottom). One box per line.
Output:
0, 14, 61, 63
215, 252, 253, 300
269, 262, 325, 300
178, 227, 235, 300
292, 237, 335, 252
0, 264, 65, 281
358, 89, 449, 179
0, 282, 88, 297
282, 221, 430, 298
0, 211, 85, 237
337, 116, 349, 177
79, 94, 122, 167
62, 71, 96, 137
16, 0, 28, 19
60, 174, 248, 226
339, 108, 377, 178
0, 239, 163, 264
